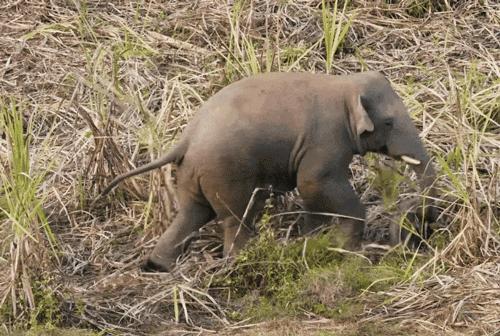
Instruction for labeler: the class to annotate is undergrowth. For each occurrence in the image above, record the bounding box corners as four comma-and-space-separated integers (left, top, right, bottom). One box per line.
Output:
213, 216, 428, 321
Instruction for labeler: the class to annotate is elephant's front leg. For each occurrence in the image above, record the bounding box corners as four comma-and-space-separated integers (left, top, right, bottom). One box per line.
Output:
298, 175, 365, 250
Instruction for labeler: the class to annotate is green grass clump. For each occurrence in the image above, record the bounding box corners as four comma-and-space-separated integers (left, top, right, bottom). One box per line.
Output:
214, 218, 407, 321
3, 328, 99, 336
111, 27, 157, 61
402, 0, 449, 18
29, 279, 62, 328
371, 163, 406, 209
0, 100, 59, 327
223, 0, 271, 81
321, 0, 352, 73
0, 99, 57, 251
220, 225, 341, 295
0, 101, 48, 239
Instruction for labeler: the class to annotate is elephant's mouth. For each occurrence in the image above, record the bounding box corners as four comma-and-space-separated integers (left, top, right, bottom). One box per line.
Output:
380, 145, 421, 165
400, 155, 421, 165
380, 145, 389, 155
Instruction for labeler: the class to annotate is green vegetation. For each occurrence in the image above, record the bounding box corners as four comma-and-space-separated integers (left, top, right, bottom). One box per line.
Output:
0, 101, 52, 244
213, 219, 422, 321
401, 0, 450, 18
0, 101, 60, 329
370, 162, 406, 209
224, 0, 271, 80
0, 105, 52, 317
3, 328, 98, 336
321, 0, 352, 73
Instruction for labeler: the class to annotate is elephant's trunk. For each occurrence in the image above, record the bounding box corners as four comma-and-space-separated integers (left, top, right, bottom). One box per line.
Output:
411, 155, 437, 199
387, 122, 437, 204
390, 127, 438, 225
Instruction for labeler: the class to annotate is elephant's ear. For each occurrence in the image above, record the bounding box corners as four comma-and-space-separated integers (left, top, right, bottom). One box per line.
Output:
347, 94, 374, 138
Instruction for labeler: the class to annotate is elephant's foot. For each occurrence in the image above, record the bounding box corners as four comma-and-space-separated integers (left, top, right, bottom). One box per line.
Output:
342, 235, 363, 251
337, 219, 365, 250
142, 258, 169, 272
141, 254, 176, 272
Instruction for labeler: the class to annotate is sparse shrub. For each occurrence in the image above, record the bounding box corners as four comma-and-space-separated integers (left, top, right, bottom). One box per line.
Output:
29, 279, 62, 328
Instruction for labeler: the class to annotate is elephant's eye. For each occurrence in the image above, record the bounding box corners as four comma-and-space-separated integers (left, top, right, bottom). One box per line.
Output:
384, 118, 394, 128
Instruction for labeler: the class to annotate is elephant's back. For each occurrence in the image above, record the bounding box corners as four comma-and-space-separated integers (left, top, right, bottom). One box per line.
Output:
191, 72, 330, 139
177, 72, 345, 184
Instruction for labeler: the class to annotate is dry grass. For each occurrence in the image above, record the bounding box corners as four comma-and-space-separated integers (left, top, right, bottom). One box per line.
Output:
0, 0, 499, 335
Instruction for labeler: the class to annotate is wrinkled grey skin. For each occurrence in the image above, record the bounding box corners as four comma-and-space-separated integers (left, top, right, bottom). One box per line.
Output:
101, 71, 437, 272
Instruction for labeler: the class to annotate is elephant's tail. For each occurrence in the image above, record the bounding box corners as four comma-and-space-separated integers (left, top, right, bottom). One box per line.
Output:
99, 141, 187, 197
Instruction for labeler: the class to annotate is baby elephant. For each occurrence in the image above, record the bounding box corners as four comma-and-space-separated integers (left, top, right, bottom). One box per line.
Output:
101, 71, 436, 272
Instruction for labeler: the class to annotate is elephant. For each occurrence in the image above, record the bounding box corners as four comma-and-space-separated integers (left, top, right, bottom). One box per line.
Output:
100, 71, 437, 272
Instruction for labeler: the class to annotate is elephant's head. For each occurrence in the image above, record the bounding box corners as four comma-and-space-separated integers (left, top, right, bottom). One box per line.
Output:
346, 71, 437, 221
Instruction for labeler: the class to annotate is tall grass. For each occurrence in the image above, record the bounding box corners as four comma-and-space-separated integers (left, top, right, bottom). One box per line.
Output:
223, 0, 272, 79
435, 69, 500, 261
0, 99, 57, 323
321, 0, 352, 73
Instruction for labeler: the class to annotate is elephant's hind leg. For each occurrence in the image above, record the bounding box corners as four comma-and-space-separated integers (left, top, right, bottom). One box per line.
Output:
144, 200, 215, 272
207, 183, 267, 258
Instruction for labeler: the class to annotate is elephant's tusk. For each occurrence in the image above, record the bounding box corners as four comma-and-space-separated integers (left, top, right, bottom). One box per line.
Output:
401, 155, 421, 165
